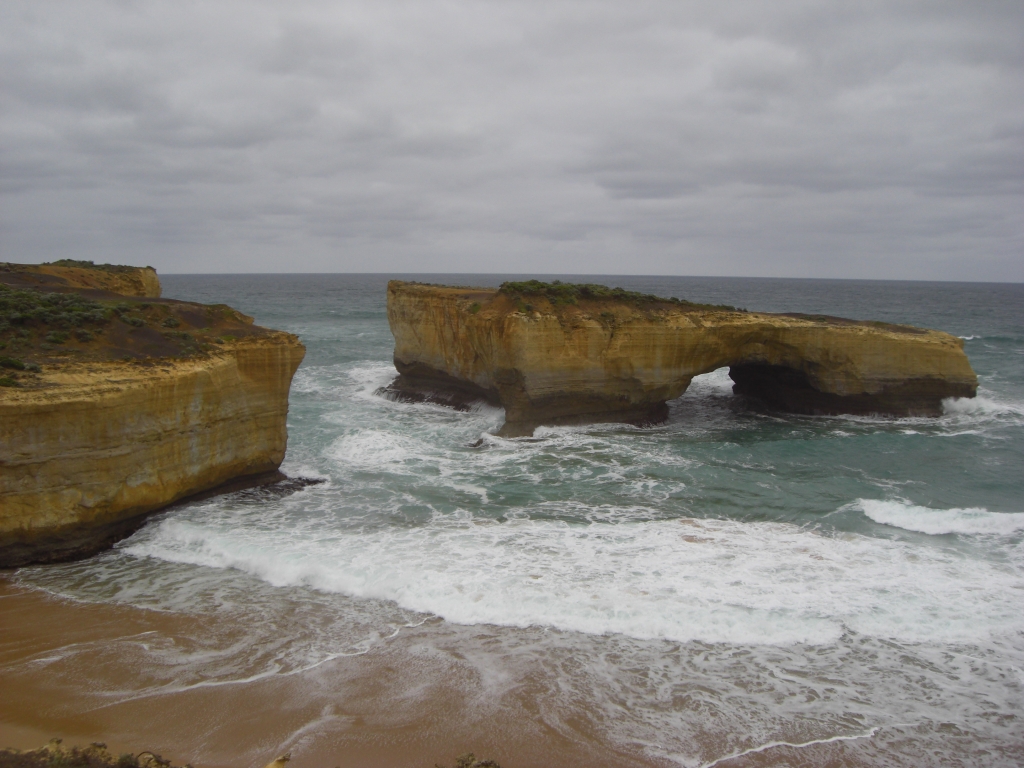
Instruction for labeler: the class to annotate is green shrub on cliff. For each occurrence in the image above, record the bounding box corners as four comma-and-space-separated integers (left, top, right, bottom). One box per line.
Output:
0, 284, 111, 331
498, 280, 741, 311
45, 259, 147, 274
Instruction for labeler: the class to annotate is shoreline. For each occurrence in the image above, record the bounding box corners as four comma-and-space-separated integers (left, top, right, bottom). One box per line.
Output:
0, 579, 656, 768
4, 572, 1022, 768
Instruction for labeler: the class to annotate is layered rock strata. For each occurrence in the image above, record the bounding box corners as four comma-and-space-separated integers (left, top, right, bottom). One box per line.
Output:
0, 265, 304, 567
385, 281, 977, 436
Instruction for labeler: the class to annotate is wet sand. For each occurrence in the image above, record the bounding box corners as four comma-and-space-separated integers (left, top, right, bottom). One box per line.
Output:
3, 577, 1017, 768
0, 578, 656, 768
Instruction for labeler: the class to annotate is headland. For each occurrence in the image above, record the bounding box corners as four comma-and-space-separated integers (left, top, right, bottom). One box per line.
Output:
0, 262, 305, 567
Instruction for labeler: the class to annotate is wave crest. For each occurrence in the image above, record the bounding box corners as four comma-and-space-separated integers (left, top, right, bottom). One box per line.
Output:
857, 499, 1024, 536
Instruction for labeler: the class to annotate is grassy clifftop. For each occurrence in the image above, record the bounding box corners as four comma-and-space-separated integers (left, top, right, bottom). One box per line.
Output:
498, 279, 743, 311
0, 265, 273, 389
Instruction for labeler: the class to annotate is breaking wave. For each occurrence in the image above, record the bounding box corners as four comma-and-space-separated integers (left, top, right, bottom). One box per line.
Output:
856, 498, 1024, 536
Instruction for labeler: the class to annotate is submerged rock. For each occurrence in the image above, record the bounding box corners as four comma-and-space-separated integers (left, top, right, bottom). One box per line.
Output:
0, 263, 305, 568
385, 280, 977, 436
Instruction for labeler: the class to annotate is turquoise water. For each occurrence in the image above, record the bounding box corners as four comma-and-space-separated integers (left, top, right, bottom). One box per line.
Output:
16, 275, 1024, 766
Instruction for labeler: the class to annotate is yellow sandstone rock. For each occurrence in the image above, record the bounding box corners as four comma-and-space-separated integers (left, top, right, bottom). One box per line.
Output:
385, 281, 977, 436
0, 262, 304, 567
0, 335, 305, 566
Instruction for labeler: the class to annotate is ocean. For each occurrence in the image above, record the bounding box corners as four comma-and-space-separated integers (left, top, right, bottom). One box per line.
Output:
7, 274, 1024, 767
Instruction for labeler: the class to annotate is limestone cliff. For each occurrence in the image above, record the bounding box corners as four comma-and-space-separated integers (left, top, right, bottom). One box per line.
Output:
1, 260, 161, 297
385, 281, 977, 436
0, 265, 304, 567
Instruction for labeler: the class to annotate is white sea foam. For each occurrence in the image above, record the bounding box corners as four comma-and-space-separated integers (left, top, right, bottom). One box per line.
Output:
325, 430, 422, 472
289, 364, 353, 396
857, 499, 1024, 536
699, 727, 881, 768
123, 507, 1024, 647
684, 367, 735, 396
942, 393, 1024, 418
347, 362, 401, 399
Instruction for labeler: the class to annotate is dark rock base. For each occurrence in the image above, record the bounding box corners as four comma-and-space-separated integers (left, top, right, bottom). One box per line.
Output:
0, 472, 325, 569
377, 360, 501, 412
729, 363, 977, 416
376, 359, 978, 438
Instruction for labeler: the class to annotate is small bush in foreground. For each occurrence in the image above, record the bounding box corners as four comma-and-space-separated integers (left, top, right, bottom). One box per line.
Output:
0, 740, 183, 768
435, 754, 501, 768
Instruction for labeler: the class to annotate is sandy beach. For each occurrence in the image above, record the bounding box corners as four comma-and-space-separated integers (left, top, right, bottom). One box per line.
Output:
1, 578, 661, 768
9, 574, 1017, 768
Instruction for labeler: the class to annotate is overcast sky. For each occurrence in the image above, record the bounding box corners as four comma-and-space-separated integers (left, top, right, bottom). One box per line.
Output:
2, 1, 1022, 280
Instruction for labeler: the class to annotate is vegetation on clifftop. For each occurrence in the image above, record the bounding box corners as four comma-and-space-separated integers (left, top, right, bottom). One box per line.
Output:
0, 284, 112, 331
0, 283, 265, 382
43, 259, 156, 273
498, 280, 743, 311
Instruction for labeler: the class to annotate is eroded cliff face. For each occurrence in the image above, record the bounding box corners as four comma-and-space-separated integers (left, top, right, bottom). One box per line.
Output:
0, 334, 305, 567
386, 281, 977, 436
0, 262, 305, 566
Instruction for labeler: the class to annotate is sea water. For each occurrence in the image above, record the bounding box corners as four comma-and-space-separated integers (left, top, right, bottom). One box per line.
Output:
14, 275, 1024, 766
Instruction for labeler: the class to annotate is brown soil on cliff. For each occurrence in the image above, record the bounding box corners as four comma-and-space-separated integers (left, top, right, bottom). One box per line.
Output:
0, 277, 280, 391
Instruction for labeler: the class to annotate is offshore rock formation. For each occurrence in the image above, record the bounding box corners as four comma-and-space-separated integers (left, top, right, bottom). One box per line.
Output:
0, 264, 304, 567
385, 281, 977, 436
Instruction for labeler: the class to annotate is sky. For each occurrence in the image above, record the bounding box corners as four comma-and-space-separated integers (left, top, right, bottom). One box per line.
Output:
1, 1, 1022, 280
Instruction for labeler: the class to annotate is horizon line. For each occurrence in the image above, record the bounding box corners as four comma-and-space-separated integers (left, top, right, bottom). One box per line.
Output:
154, 271, 1024, 285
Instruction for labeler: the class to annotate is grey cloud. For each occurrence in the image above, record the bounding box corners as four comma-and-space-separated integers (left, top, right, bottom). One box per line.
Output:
0, 0, 1021, 279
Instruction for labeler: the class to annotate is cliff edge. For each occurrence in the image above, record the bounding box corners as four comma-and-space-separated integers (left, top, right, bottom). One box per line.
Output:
0, 264, 304, 567
1, 260, 161, 297
385, 280, 977, 436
